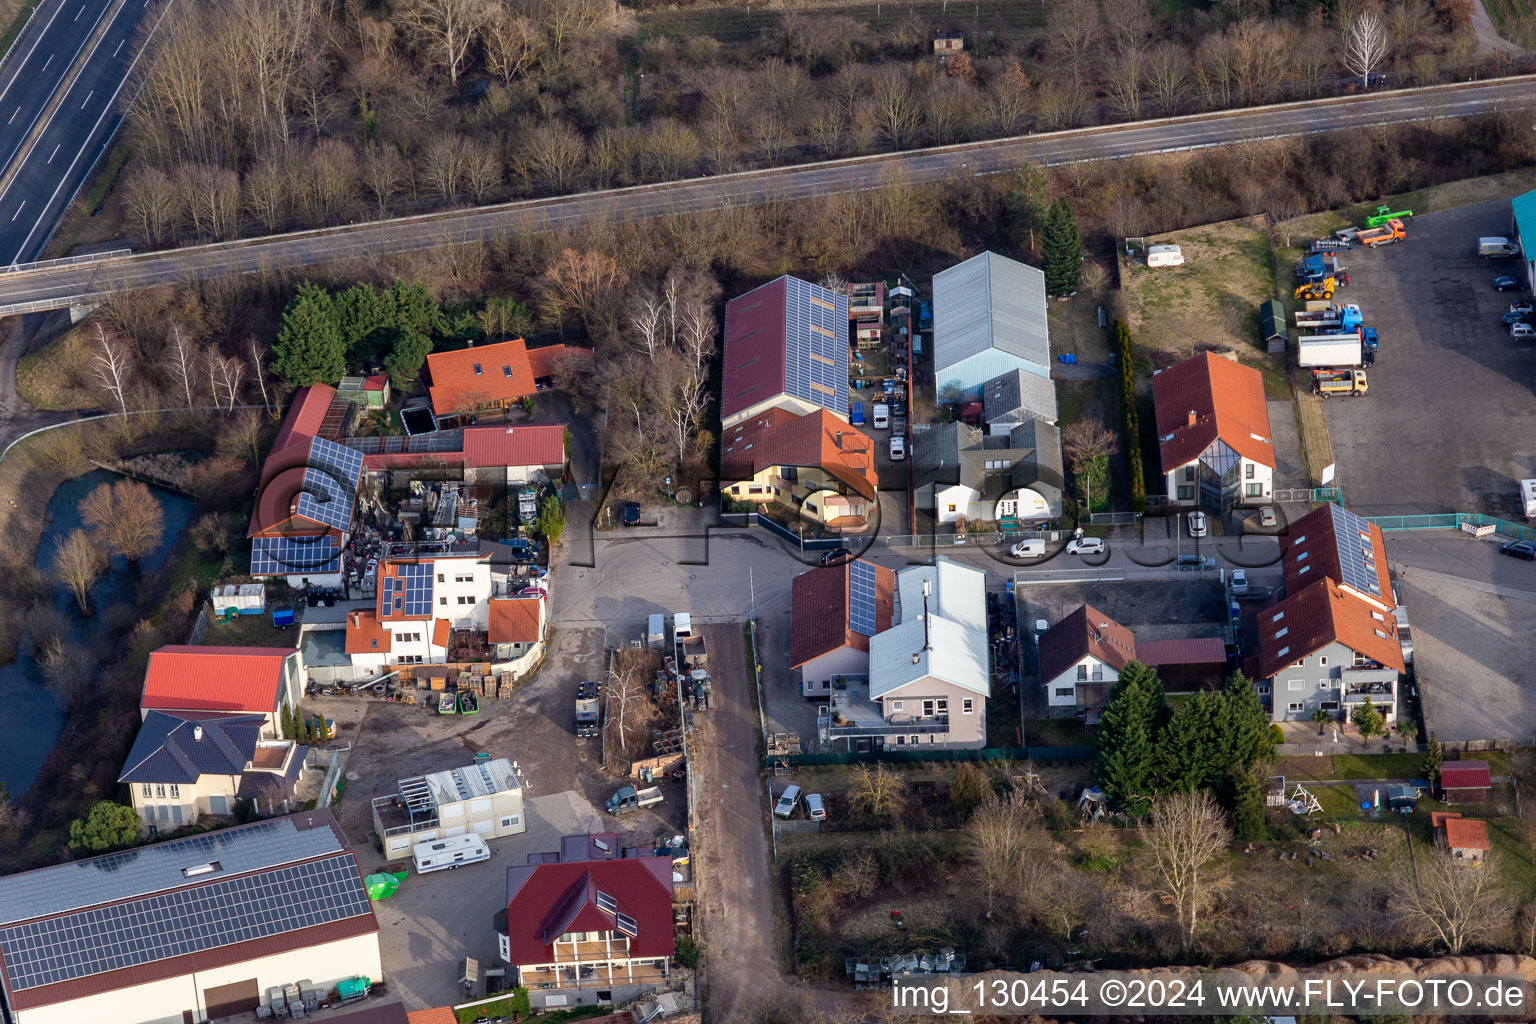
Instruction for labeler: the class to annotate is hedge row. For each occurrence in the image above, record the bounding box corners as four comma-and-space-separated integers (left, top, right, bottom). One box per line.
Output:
1114, 321, 1148, 512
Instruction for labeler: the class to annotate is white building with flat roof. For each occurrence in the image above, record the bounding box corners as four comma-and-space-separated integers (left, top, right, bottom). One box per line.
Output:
370, 757, 527, 858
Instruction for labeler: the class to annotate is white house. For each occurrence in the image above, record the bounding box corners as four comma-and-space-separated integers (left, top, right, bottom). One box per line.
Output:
348, 551, 494, 672
932, 252, 1051, 397
1152, 352, 1275, 513
913, 420, 1063, 526
1037, 604, 1138, 713
138, 646, 304, 738
0, 811, 382, 1024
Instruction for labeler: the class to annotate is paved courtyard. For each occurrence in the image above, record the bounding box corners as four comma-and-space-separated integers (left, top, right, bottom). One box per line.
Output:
1319, 197, 1536, 517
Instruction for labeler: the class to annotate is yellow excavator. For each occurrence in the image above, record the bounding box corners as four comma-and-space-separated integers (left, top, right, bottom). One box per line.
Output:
1295, 276, 1337, 301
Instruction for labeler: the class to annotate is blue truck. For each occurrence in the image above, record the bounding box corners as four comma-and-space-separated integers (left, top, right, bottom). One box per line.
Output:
1294, 304, 1363, 333
850, 402, 865, 425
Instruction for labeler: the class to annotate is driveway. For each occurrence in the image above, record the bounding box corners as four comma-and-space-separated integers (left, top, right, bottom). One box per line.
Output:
690, 623, 777, 1023
1319, 198, 1536, 517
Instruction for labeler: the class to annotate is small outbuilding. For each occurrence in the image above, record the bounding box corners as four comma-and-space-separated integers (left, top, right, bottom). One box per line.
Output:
1432, 811, 1490, 864
1258, 299, 1287, 354
1439, 761, 1493, 804
932, 29, 964, 52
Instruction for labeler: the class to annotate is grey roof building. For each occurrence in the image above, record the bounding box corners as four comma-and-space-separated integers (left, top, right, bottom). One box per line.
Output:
119, 712, 269, 784
915, 420, 1063, 523
982, 368, 1058, 430
932, 252, 1051, 395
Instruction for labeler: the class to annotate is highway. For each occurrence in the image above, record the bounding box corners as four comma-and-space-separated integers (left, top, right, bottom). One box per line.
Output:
1, 75, 1534, 312
0, 0, 161, 267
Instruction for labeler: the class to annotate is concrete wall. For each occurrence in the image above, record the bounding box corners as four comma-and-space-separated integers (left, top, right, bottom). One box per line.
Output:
798, 646, 870, 697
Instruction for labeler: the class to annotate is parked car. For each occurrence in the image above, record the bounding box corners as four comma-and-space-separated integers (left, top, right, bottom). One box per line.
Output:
1187, 510, 1208, 538
1010, 538, 1046, 558
1494, 275, 1525, 291
890, 436, 906, 460
1033, 619, 1049, 645
1502, 311, 1531, 325
1514, 323, 1536, 341
774, 785, 802, 819
1501, 540, 1536, 560
621, 502, 642, 526
820, 547, 852, 566
1175, 554, 1215, 570
1065, 536, 1106, 556
1511, 299, 1534, 315
1257, 506, 1277, 528
1230, 569, 1250, 594
805, 793, 827, 822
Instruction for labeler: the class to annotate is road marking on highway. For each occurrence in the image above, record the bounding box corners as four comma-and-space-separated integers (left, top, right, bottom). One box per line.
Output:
46, 145, 59, 164
80, 90, 92, 109
114, 39, 124, 57
6, 109, 16, 125
10, 203, 24, 222
40, 55, 51, 72
75, 4, 84, 19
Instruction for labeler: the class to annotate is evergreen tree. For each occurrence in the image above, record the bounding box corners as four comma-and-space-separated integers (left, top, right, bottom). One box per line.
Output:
272, 283, 346, 386
1095, 660, 1167, 815
1231, 765, 1267, 842
281, 704, 295, 740
1422, 732, 1444, 785
389, 282, 447, 338
382, 329, 434, 388
68, 801, 142, 853
1212, 671, 1275, 805
1159, 691, 1218, 793
1006, 161, 1050, 257
333, 283, 397, 365
1351, 697, 1385, 739
1042, 197, 1081, 297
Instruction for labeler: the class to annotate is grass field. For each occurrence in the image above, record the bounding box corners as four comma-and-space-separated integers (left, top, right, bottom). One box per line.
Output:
638, 0, 1047, 50
16, 326, 99, 410
1485, 0, 1536, 46
0, 0, 38, 60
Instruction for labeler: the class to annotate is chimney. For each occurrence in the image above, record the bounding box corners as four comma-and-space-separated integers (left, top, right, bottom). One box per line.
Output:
352, 611, 361, 627
193, 725, 204, 742
1187, 409, 1197, 428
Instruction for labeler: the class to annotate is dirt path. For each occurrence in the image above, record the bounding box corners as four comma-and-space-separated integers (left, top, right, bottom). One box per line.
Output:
691, 622, 778, 1023
1470, 0, 1521, 54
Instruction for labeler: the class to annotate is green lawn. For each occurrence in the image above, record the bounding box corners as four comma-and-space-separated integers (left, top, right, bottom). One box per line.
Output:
454, 989, 530, 1023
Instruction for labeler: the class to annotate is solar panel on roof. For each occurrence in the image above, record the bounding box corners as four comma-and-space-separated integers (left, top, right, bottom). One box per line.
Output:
294, 438, 363, 531
0, 854, 370, 991
782, 278, 848, 417
251, 535, 340, 576
388, 562, 433, 616
1328, 505, 1383, 596
849, 560, 878, 637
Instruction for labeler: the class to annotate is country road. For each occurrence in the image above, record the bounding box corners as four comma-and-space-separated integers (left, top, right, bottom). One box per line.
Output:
1, 75, 1533, 314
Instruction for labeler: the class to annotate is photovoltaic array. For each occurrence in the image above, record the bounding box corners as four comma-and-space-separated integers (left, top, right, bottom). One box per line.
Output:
250, 535, 340, 576
294, 438, 364, 531
848, 560, 878, 637
1328, 504, 1384, 598
383, 562, 434, 617
782, 277, 848, 417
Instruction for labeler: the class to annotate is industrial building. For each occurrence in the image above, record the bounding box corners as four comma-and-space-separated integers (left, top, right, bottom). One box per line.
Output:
931, 252, 1051, 396
370, 757, 527, 858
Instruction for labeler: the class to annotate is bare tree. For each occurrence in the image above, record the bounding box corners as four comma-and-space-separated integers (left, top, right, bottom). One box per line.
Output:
121, 166, 180, 247
248, 336, 272, 412
1145, 42, 1191, 115
1061, 420, 1120, 465
847, 763, 904, 816
81, 479, 165, 563
90, 323, 133, 417
39, 636, 98, 711
463, 137, 504, 203
1395, 850, 1512, 954
606, 652, 659, 760
420, 132, 471, 202
1344, 10, 1390, 90
968, 791, 1052, 918
1145, 791, 1232, 948
516, 121, 586, 193
867, 67, 922, 148
398, 0, 493, 86
360, 145, 408, 217
629, 295, 666, 359
53, 530, 106, 613
483, 8, 544, 82
1102, 44, 1147, 120
165, 325, 197, 409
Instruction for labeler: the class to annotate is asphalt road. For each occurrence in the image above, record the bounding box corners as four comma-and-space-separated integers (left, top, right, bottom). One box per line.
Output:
1, 75, 1534, 312
0, 0, 161, 267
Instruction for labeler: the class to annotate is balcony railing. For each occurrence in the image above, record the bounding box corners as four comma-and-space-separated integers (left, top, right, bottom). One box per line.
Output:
1345, 681, 1394, 698
823, 716, 950, 739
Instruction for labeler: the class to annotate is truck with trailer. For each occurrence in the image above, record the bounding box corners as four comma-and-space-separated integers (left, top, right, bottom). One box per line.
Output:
1312, 369, 1369, 396
606, 785, 664, 814
1297, 330, 1377, 368
1294, 304, 1362, 332
1309, 237, 1355, 253
575, 681, 601, 738
1295, 253, 1346, 281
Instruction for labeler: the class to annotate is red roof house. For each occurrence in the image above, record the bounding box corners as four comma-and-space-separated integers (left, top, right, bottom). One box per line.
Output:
1282, 503, 1394, 612
790, 561, 894, 694
462, 424, 565, 470
721, 277, 850, 429
489, 597, 545, 646
720, 407, 878, 502
426, 339, 536, 420
497, 833, 674, 1004
526, 344, 593, 382
1434, 813, 1490, 861
139, 646, 302, 733
1152, 352, 1275, 474
1440, 761, 1493, 804
271, 384, 337, 454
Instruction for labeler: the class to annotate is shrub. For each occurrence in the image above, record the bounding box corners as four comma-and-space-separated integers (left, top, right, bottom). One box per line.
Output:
1113, 321, 1147, 511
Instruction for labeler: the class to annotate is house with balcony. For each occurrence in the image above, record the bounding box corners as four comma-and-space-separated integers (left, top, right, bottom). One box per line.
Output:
346, 551, 494, 673
790, 559, 895, 699
370, 757, 526, 858
1152, 352, 1274, 514
1038, 605, 1138, 716
720, 407, 877, 530
139, 646, 304, 738
495, 833, 675, 1011
721, 276, 849, 431
1247, 503, 1405, 723
913, 419, 1063, 526
821, 558, 988, 749
118, 712, 306, 832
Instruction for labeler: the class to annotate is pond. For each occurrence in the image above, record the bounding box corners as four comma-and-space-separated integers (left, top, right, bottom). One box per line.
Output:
0, 470, 193, 797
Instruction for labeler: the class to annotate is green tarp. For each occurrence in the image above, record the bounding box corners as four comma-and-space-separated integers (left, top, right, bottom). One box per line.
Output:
365, 870, 407, 900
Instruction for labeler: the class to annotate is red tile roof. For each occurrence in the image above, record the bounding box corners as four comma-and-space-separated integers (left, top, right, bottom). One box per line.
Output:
140, 646, 294, 714
1152, 352, 1274, 472
345, 611, 394, 655
1283, 504, 1394, 611
789, 561, 894, 667
1135, 637, 1227, 666
489, 597, 544, 644
462, 424, 565, 469
503, 854, 674, 967
1037, 604, 1139, 685
405, 1009, 458, 1024
722, 277, 790, 423
527, 344, 593, 380
1441, 816, 1491, 851
433, 618, 450, 647
720, 408, 877, 500
1440, 762, 1492, 790
1251, 579, 1405, 681
271, 384, 337, 454
363, 374, 388, 391
427, 339, 535, 416
1430, 810, 1462, 828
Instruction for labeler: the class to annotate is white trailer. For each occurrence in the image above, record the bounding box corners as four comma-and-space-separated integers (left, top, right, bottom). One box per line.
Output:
413, 834, 490, 873
212, 583, 266, 614
1522, 479, 1536, 521
1296, 334, 1365, 368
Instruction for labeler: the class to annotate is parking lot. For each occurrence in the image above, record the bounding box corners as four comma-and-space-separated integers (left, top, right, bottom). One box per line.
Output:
1320, 198, 1536, 517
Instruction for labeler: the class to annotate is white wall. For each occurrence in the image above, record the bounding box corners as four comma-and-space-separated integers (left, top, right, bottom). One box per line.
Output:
798, 645, 870, 696
1043, 657, 1119, 708
13, 930, 382, 1024
933, 484, 981, 524
429, 559, 493, 630
1164, 458, 1273, 505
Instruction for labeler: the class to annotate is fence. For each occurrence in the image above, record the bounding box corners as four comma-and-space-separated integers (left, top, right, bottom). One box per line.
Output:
766, 744, 1094, 769
1088, 512, 1142, 526
0, 248, 131, 275
309, 744, 350, 807
722, 510, 854, 551
1366, 512, 1536, 543
1013, 564, 1225, 586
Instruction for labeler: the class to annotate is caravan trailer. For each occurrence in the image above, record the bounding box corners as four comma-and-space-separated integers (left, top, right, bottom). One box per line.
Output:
1146, 244, 1185, 268
412, 834, 490, 874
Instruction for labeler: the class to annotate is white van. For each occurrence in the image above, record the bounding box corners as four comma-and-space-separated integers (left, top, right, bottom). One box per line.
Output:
1146, 244, 1185, 268
412, 834, 490, 874
1010, 538, 1045, 558
774, 784, 802, 819
647, 613, 665, 649
673, 612, 692, 640
1480, 236, 1519, 258
872, 404, 890, 430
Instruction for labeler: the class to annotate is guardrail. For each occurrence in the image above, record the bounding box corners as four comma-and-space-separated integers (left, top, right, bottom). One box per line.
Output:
0, 248, 131, 275
0, 293, 94, 316
1013, 564, 1225, 585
